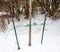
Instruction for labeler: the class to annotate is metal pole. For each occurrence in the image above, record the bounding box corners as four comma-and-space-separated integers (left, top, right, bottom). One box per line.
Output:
41, 16, 46, 44
29, 0, 32, 46
11, 0, 20, 49
12, 18, 20, 50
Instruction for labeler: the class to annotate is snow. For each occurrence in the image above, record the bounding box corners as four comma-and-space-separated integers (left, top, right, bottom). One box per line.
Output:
0, 14, 60, 52
0, 12, 7, 16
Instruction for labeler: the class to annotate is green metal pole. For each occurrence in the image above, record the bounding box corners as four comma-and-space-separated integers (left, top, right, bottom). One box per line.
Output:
10, 0, 20, 50
12, 18, 20, 50
41, 16, 46, 44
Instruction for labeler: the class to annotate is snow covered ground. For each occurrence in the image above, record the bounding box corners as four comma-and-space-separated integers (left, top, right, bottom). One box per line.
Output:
0, 14, 60, 52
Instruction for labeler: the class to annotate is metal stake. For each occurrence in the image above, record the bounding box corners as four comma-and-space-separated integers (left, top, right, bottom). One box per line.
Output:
29, 0, 32, 46
41, 16, 46, 44
12, 18, 20, 50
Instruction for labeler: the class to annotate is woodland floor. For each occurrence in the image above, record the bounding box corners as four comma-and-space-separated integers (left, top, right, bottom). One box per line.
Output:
0, 14, 60, 52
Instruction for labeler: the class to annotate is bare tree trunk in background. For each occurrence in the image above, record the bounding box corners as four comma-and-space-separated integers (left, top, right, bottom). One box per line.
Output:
7, 17, 10, 24
1, 17, 6, 32
15, 0, 20, 21
24, 1, 29, 19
